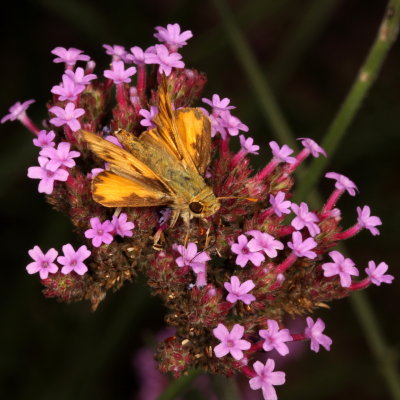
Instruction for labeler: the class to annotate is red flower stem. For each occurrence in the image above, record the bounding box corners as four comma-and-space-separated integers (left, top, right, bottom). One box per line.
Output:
276, 225, 295, 237
291, 333, 306, 341
137, 65, 147, 98
275, 253, 297, 274
334, 224, 361, 240
20, 114, 40, 135
255, 159, 278, 181
116, 84, 128, 109
240, 365, 256, 378
322, 189, 343, 213
349, 278, 371, 291
286, 148, 309, 174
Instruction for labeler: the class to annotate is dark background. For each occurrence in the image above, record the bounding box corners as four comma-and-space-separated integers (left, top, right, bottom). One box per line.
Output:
0, 0, 399, 399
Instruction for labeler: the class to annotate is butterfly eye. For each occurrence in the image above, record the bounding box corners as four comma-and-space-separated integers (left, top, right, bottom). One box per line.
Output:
189, 201, 204, 214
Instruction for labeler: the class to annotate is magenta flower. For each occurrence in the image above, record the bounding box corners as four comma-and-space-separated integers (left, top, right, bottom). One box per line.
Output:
224, 276, 256, 304
51, 74, 85, 101
213, 323, 251, 360
26, 246, 59, 279
49, 102, 85, 132
259, 320, 293, 356
239, 135, 260, 155
64, 67, 97, 86
139, 106, 158, 128
33, 130, 56, 148
269, 191, 291, 217
249, 359, 286, 400
51, 47, 90, 66
111, 213, 135, 237
322, 251, 359, 287
103, 61, 137, 84
247, 230, 284, 258
298, 137, 326, 158
231, 234, 265, 267
174, 242, 210, 272
40, 142, 80, 172
27, 156, 69, 194
102, 44, 127, 61
145, 44, 184, 76
218, 111, 249, 137
365, 261, 394, 286
154, 23, 193, 51
325, 172, 358, 196
105, 135, 123, 148
291, 202, 320, 237
202, 94, 235, 113
304, 317, 332, 352
84, 217, 114, 247
57, 244, 91, 275
127, 46, 153, 65
287, 231, 317, 259
1, 99, 35, 124
89, 168, 104, 179
357, 206, 382, 236
269, 141, 296, 164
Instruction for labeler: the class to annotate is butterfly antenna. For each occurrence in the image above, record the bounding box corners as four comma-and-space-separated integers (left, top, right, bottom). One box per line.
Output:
217, 196, 259, 203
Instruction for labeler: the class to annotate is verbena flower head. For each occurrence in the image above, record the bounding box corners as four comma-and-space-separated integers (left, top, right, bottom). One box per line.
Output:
8, 23, 391, 398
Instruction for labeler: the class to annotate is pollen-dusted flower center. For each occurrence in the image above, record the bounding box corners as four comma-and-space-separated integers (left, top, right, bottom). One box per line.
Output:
226, 339, 235, 348
97, 229, 103, 235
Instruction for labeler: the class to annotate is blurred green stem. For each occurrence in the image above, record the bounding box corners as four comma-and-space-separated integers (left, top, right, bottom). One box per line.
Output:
156, 369, 202, 400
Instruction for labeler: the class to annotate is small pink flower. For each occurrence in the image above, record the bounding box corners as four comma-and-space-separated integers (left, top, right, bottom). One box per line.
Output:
202, 94, 235, 113
49, 102, 85, 132
174, 242, 210, 273
89, 168, 104, 179
357, 206, 382, 236
218, 111, 249, 137
231, 234, 265, 267
103, 61, 137, 84
291, 202, 320, 237
51, 47, 90, 66
1, 99, 35, 124
51, 74, 85, 101
154, 23, 193, 51
259, 320, 293, 356
287, 231, 317, 259
84, 217, 114, 247
33, 130, 56, 148
126, 46, 153, 65
57, 244, 91, 275
104, 135, 123, 148
27, 156, 69, 194
102, 44, 127, 61
64, 67, 97, 86
213, 323, 251, 360
145, 44, 184, 76
239, 135, 259, 155
139, 106, 158, 128
26, 246, 59, 279
112, 213, 135, 237
322, 251, 359, 287
269, 191, 291, 217
224, 276, 256, 304
269, 141, 296, 164
40, 142, 80, 172
365, 261, 394, 286
304, 317, 332, 352
325, 172, 358, 196
249, 359, 286, 400
298, 137, 326, 158
247, 230, 284, 258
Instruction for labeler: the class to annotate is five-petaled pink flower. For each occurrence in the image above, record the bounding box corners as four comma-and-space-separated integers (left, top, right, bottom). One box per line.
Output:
103, 61, 137, 84
269, 191, 291, 217
287, 231, 317, 259
365, 261, 394, 286
40, 142, 80, 172
65, 67, 97, 86
231, 234, 265, 267
26, 246, 59, 279
145, 44, 184, 76
213, 323, 250, 360
325, 172, 358, 196
249, 359, 286, 400
102, 44, 127, 61
291, 202, 320, 237
33, 130, 56, 148
1, 99, 35, 124
202, 94, 235, 113
57, 244, 91, 275
174, 242, 210, 272
322, 251, 359, 287
27, 156, 69, 194
51, 74, 85, 101
247, 230, 283, 258
239, 135, 260, 155
84, 217, 114, 247
139, 106, 158, 128
127, 46, 153, 65
305, 317, 332, 352
111, 213, 135, 237
269, 141, 296, 164
154, 23, 193, 51
298, 137, 326, 158
51, 47, 90, 66
357, 206, 382, 236
224, 276, 256, 304
218, 111, 249, 137
259, 319, 293, 356
49, 102, 85, 132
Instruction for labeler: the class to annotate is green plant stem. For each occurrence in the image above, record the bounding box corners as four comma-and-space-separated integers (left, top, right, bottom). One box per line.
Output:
293, 0, 400, 203
156, 369, 203, 400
